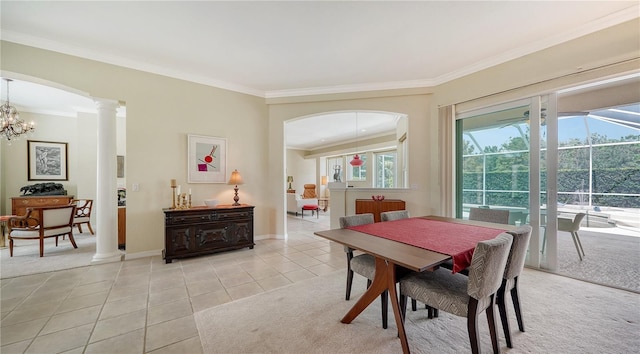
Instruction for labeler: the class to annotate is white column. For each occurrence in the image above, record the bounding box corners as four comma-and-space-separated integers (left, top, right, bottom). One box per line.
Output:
92, 98, 123, 264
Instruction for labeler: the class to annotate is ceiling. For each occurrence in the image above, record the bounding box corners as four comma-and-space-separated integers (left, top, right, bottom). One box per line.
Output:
1, 1, 638, 149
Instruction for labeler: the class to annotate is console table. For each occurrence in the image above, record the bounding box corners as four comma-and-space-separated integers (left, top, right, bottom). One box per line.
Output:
355, 199, 406, 223
163, 204, 254, 263
11, 195, 74, 217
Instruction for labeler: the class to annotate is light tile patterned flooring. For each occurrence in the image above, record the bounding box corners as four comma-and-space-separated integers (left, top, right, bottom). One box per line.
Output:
1, 215, 341, 353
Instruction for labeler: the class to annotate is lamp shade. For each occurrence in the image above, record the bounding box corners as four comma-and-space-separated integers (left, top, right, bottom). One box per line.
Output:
350, 154, 364, 167
321, 176, 327, 185
228, 169, 243, 185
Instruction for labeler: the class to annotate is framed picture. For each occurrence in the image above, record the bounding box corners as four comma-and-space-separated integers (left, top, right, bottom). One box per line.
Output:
117, 155, 125, 178
187, 134, 227, 183
28, 140, 68, 181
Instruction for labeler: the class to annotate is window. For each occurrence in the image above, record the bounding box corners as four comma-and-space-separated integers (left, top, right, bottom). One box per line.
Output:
375, 151, 397, 188
327, 157, 344, 182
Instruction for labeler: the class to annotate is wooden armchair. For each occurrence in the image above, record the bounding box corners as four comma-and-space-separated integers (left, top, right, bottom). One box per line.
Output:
72, 199, 94, 234
8, 205, 77, 257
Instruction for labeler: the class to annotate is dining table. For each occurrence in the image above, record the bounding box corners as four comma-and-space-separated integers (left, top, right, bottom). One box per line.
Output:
314, 215, 514, 354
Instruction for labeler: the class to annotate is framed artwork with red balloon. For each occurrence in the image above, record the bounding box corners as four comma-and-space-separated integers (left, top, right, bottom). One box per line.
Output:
187, 134, 227, 183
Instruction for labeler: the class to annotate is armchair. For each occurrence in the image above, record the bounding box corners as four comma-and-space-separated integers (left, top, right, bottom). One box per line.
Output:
72, 199, 94, 235
286, 193, 318, 216
8, 205, 78, 257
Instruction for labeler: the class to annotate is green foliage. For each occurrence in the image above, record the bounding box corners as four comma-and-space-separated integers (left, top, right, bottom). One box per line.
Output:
462, 128, 640, 208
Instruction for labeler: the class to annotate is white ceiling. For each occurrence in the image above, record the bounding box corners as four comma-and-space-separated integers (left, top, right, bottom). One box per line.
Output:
1, 1, 638, 149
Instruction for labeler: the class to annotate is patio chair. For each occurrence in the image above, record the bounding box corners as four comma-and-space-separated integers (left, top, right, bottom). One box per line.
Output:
542, 212, 586, 261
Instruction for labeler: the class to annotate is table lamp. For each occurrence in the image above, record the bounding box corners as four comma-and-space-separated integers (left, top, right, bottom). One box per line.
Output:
228, 169, 244, 206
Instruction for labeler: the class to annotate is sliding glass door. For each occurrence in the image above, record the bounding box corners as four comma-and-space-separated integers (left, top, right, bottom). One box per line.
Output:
456, 97, 556, 269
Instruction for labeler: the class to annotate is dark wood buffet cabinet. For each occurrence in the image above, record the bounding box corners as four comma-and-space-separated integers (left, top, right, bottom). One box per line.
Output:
163, 204, 254, 263
355, 199, 406, 223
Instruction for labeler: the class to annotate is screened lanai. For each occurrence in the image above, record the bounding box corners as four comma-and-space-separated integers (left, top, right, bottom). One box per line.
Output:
459, 101, 640, 292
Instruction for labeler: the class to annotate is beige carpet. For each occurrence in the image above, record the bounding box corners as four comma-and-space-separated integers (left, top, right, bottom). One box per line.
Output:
0, 232, 97, 279
195, 268, 640, 353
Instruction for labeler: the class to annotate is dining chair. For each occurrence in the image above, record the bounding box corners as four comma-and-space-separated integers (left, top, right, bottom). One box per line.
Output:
399, 233, 513, 354
542, 212, 586, 260
339, 213, 390, 329
469, 207, 510, 224
498, 225, 532, 348
7, 205, 77, 257
440, 208, 510, 276
72, 199, 94, 235
380, 210, 410, 221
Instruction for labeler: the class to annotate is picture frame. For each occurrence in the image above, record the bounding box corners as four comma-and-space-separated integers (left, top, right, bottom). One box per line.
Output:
117, 155, 125, 178
187, 134, 227, 183
28, 140, 69, 181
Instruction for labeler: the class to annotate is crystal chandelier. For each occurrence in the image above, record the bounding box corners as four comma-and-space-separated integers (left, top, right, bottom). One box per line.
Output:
1, 78, 35, 140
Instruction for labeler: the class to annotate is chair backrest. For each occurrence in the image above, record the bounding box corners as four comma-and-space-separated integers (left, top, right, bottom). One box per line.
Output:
302, 184, 317, 199
467, 233, 513, 301
339, 214, 374, 228
380, 210, 410, 222
571, 212, 586, 230
558, 212, 587, 232
73, 199, 93, 218
37, 205, 76, 229
504, 225, 533, 280
469, 207, 510, 224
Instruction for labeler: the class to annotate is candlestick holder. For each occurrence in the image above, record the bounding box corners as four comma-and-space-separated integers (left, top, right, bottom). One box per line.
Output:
171, 186, 177, 209
188, 194, 192, 209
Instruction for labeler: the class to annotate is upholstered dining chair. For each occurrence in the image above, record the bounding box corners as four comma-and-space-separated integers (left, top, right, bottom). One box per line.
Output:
339, 213, 390, 329
380, 210, 410, 222
399, 233, 513, 354
440, 208, 510, 276
72, 199, 94, 235
8, 205, 78, 257
498, 225, 532, 348
542, 212, 586, 261
469, 207, 510, 224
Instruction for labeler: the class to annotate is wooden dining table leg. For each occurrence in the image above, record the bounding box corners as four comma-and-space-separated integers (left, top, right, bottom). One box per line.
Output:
340, 257, 410, 354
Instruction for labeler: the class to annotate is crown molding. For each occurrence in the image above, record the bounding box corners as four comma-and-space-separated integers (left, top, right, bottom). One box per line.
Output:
3, 4, 637, 100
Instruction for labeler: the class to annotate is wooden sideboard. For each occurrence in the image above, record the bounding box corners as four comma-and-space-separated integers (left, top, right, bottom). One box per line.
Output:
11, 195, 74, 216
163, 204, 255, 263
355, 199, 406, 223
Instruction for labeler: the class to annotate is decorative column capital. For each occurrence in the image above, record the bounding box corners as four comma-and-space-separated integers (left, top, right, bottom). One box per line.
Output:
93, 97, 120, 112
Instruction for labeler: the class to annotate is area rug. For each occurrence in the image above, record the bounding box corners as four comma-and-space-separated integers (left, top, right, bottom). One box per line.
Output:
0, 232, 97, 279
194, 268, 639, 353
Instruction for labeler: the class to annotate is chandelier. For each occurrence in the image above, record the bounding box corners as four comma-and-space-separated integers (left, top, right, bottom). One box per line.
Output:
1, 78, 35, 141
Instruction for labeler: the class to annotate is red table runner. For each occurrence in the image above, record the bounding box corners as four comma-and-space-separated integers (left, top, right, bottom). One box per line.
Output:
348, 218, 506, 273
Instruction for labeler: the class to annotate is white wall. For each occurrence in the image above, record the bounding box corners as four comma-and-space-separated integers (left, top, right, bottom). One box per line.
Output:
285, 149, 316, 195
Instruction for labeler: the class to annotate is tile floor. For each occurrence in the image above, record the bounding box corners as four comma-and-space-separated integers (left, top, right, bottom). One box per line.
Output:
1, 215, 342, 353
